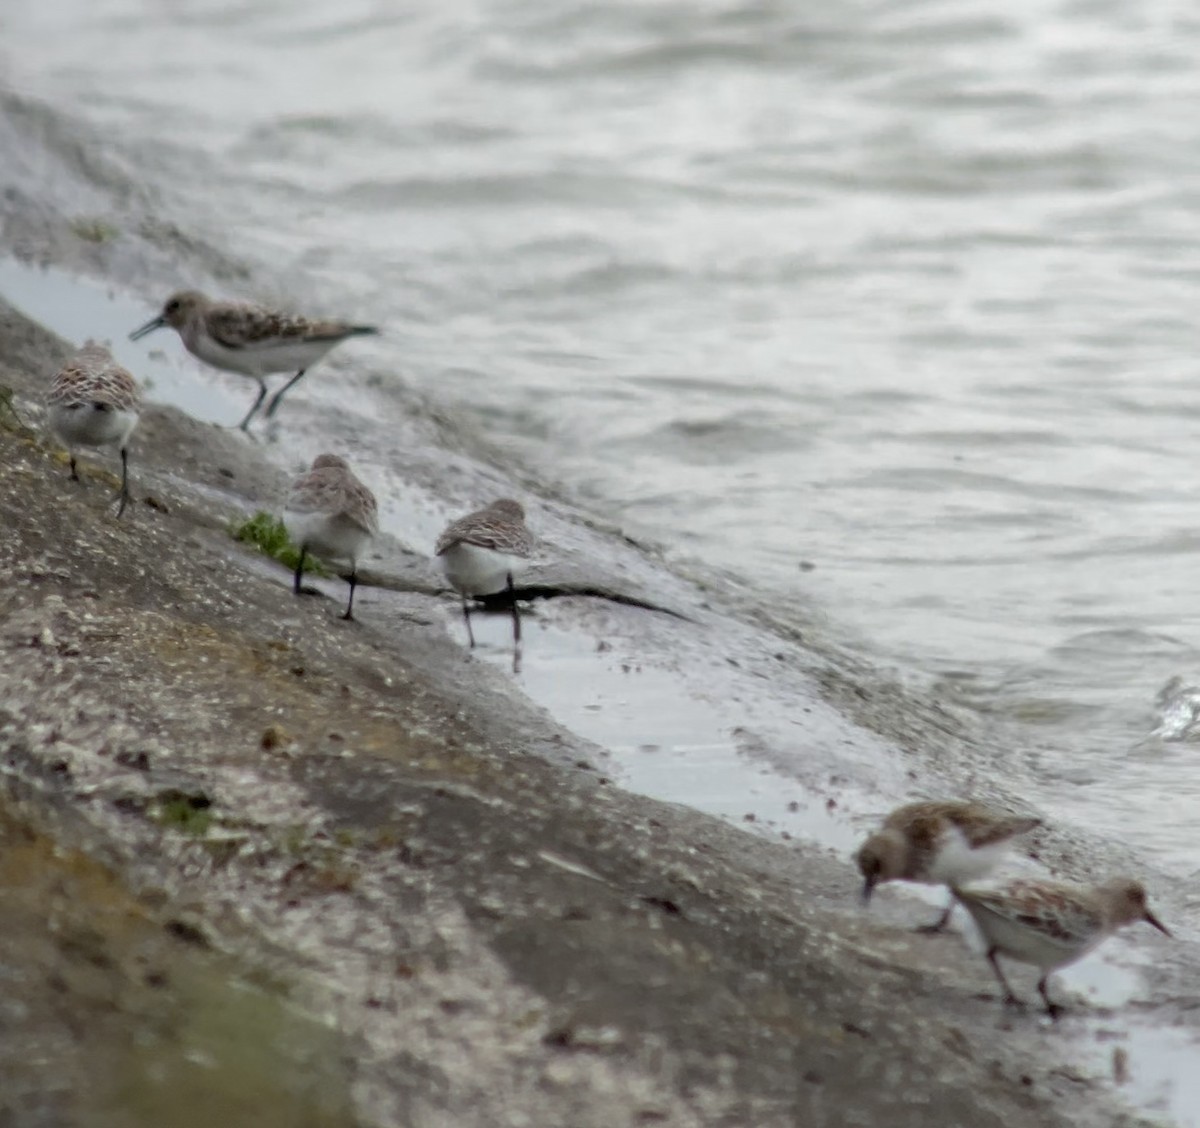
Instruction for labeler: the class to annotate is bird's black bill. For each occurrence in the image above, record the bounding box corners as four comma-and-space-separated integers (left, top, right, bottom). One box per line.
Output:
1144, 909, 1171, 937
129, 315, 166, 341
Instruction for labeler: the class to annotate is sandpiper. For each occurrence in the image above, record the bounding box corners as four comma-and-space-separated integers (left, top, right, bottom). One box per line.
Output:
856, 800, 1041, 931
282, 454, 378, 621
130, 290, 377, 430
435, 498, 534, 651
954, 877, 1170, 1018
45, 341, 140, 517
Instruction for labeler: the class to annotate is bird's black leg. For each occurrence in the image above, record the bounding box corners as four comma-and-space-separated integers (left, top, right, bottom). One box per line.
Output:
915, 896, 954, 934
293, 546, 307, 595
341, 569, 358, 621
69, 453, 81, 483
462, 595, 476, 648
987, 949, 1024, 1009
508, 573, 522, 673
292, 547, 322, 596
507, 572, 521, 644
1037, 976, 1063, 1021
115, 447, 131, 518
264, 369, 307, 419
237, 379, 269, 431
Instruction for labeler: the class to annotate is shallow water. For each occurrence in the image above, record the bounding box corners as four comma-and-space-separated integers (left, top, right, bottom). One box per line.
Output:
4, 0, 1200, 1119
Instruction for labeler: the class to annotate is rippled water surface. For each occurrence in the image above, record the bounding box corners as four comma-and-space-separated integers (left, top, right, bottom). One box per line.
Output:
5, 0, 1200, 1039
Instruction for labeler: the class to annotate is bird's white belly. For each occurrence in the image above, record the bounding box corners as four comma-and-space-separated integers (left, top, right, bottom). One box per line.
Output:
49, 403, 138, 449
927, 832, 1007, 887
284, 510, 371, 566
960, 898, 1090, 972
191, 331, 335, 378
440, 542, 518, 597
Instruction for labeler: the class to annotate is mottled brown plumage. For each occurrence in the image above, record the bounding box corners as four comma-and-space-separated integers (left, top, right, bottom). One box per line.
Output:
856, 800, 1041, 931
286, 453, 379, 537
46, 341, 141, 517
435, 498, 534, 657
434, 498, 534, 558
283, 453, 378, 621
199, 298, 372, 349
878, 801, 1040, 878
47, 342, 140, 413
955, 877, 1170, 1017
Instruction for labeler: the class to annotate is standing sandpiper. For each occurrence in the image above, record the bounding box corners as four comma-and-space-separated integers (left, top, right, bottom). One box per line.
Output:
954, 877, 1170, 1018
856, 800, 1041, 931
46, 341, 140, 517
130, 290, 377, 430
435, 498, 535, 654
283, 454, 378, 621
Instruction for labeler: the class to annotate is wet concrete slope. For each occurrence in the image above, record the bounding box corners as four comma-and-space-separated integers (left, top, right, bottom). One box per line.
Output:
0, 300, 1151, 1125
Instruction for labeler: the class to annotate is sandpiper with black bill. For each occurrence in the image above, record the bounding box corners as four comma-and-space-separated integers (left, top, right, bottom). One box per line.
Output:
435, 498, 535, 653
954, 877, 1170, 1019
45, 341, 140, 517
283, 454, 378, 621
856, 800, 1041, 932
130, 290, 377, 430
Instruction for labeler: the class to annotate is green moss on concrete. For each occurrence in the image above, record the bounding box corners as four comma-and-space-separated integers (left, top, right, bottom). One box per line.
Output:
155, 793, 215, 838
69, 216, 120, 244
233, 512, 329, 577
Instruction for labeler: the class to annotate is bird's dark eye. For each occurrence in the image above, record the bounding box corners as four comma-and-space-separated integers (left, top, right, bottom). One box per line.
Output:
166, 300, 180, 313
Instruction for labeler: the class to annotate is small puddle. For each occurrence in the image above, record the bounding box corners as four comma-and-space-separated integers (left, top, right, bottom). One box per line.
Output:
455, 599, 870, 857
1113, 1025, 1200, 1126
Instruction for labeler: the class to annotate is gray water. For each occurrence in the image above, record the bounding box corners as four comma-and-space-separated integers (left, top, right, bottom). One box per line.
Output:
4, 0, 1200, 1120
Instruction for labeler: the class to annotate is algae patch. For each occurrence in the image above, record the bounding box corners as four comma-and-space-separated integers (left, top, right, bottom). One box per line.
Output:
0, 802, 358, 1128
69, 216, 120, 244
92, 969, 358, 1128
0, 384, 37, 439
154, 790, 215, 837
233, 511, 330, 576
